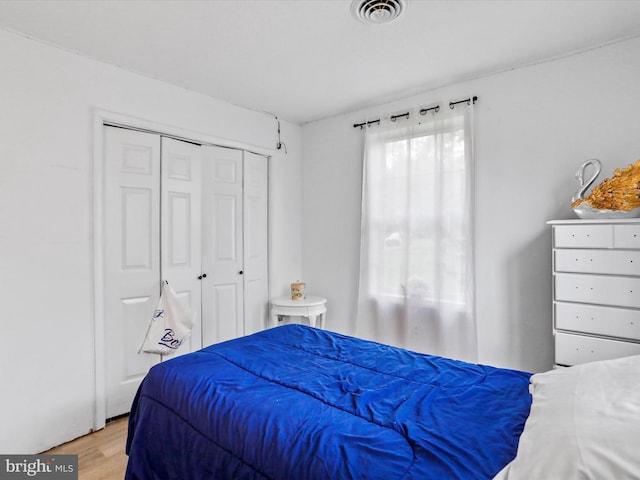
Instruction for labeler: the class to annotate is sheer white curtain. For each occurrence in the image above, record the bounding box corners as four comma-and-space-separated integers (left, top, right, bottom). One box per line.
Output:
356, 103, 476, 362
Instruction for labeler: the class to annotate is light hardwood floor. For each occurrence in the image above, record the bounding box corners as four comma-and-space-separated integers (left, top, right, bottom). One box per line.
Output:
44, 416, 129, 480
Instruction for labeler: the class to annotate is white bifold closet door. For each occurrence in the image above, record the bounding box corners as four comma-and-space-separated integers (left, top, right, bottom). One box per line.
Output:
103, 127, 268, 420
103, 127, 202, 419
242, 151, 269, 336
201, 146, 269, 346
161, 137, 203, 355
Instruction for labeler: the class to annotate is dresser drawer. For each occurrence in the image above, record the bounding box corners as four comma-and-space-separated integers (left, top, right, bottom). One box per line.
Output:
553, 224, 612, 248
614, 224, 640, 249
555, 273, 640, 308
554, 249, 640, 275
555, 302, 640, 341
555, 332, 640, 366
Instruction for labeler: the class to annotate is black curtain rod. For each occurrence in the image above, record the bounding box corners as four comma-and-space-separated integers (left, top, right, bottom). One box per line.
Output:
353, 119, 380, 129
420, 105, 440, 115
390, 112, 409, 122
353, 96, 477, 129
449, 96, 478, 109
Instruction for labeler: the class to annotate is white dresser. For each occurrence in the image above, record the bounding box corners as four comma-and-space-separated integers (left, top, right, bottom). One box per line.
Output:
549, 219, 640, 367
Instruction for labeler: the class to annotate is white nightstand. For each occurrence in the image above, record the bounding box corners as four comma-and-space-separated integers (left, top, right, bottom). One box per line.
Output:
270, 296, 327, 329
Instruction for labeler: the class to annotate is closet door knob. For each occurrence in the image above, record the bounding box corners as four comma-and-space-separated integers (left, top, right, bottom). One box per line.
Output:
198, 275, 203, 280
202, 273, 207, 278
239, 270, 244, 275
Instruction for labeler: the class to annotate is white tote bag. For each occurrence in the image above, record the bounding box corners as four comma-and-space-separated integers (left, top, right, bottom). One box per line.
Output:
139, 281, 195, 355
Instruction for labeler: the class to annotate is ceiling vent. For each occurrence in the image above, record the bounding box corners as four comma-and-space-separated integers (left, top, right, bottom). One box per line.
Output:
351, 0, 407, 25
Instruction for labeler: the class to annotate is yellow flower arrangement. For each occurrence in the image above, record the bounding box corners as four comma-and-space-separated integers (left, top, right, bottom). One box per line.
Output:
572, 160, 640, 211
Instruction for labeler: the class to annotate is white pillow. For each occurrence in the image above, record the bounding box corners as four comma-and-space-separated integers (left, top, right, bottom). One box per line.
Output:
494, 355, 640, 480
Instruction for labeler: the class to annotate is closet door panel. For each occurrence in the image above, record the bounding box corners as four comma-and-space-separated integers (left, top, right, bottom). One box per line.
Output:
161, 137, 202, 356
122, 296, 156, 378
121, 188, 154, 268
167, 192, 191, 265
202, 146, 244, 346
104, 126, 161, 419
215, 195, 239, 261
243, 152, 269, 335
214, 283, 241, 342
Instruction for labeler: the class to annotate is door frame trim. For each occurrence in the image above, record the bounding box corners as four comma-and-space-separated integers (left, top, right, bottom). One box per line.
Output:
92, 109, 271, 430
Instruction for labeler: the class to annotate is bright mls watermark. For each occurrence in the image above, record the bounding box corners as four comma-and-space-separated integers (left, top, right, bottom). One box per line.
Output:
0, 455, 77, 479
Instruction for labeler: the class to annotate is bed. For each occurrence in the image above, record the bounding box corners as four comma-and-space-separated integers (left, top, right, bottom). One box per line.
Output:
125, 324, 640, 480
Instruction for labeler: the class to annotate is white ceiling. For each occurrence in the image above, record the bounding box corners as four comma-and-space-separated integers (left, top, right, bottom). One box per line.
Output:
1, 0, 640, 124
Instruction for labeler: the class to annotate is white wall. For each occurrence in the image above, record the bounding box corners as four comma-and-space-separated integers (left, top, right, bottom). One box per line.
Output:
0, 29, 302, 454
301, 36, 640, 373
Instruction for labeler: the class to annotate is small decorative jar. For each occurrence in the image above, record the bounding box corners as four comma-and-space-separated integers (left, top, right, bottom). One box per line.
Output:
291, 282, 305, 301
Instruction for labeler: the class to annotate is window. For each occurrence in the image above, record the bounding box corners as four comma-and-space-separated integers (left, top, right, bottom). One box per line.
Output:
370, 123, 468, 304
357, 103, 476, 359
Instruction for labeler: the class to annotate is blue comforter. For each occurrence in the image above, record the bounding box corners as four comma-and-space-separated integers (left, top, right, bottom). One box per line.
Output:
126, 325, 531, 479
